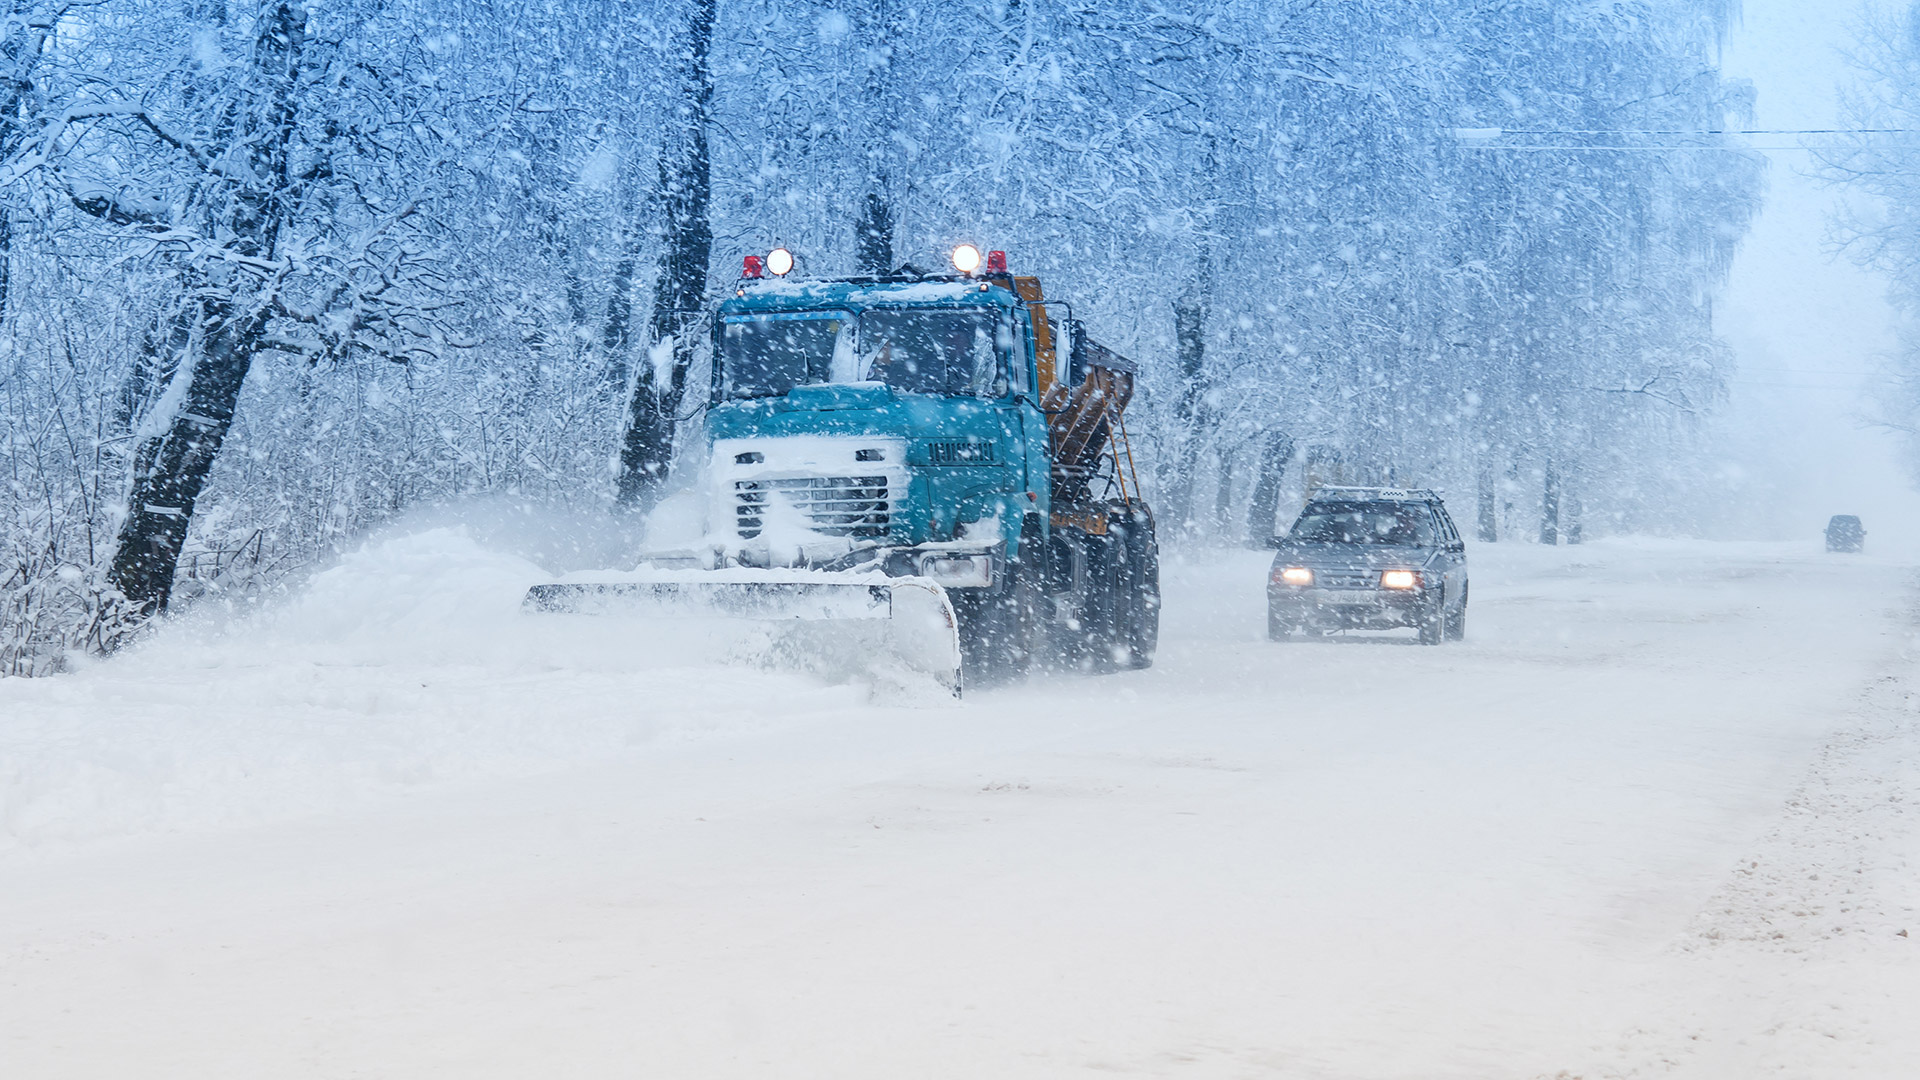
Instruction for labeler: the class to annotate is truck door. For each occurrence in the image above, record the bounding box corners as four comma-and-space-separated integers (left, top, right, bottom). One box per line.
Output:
1003, 305, 1047, 523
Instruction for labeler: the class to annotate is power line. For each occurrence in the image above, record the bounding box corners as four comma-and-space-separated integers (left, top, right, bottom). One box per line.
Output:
1737, 365, 1884, 373
1450, 127, 1920, 151
1460, 145, 1884, 152
1734, 380, 1879, 389
1452, 127, 1920, 137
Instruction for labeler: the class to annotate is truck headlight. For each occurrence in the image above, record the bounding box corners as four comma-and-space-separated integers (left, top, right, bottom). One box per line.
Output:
1380, 570, 1421, 589
1275, 566, 1313, 586
919, 554, 993, 588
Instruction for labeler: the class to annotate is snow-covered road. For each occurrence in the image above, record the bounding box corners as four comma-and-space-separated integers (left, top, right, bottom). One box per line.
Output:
3, 535, 1917, 1077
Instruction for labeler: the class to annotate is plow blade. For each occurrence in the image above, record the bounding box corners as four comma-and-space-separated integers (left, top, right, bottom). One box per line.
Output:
523, 576, 962, 696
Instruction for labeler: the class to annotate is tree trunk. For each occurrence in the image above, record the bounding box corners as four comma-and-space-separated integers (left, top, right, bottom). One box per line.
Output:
616, 0, 714, 512
1565, 490, 1583, 545
0, 4, 70, 319
0, 209, 10, 319
1539, 457, 1560, 546
114, 305, 193, 436
599, 238, 638, 386
590, 163, 648, 392
1244, 431, 1294, 544
1167, 278, 1211, 531
856, 188, 894, 275
1212, 445, 1236, 540
1164, 135, 1219, 534
106, 305, 261, 618
854, 0, 901, 276
1476, 452, 1497, 542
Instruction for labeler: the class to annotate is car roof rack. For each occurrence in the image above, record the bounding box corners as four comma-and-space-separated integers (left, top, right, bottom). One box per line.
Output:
1307, 486, 1443, 502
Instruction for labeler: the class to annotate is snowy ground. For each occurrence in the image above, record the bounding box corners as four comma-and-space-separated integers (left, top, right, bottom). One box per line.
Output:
2, 532, 1917, 1078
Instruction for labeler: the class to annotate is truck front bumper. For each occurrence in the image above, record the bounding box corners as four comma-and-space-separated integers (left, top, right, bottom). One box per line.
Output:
880, 542, 1002, 590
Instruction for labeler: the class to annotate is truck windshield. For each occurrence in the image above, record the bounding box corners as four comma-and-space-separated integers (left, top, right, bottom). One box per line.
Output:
1289, 502, 1435, 546
719, 312, 854, 399
857, 309, 1006, 397
719, 307, 1011, 400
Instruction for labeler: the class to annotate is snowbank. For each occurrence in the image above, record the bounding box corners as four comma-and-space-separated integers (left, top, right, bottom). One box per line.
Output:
0, 527, 873, 850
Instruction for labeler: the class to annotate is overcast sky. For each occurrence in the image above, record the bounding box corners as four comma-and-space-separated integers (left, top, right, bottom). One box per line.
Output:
1716, 0, 1920, 548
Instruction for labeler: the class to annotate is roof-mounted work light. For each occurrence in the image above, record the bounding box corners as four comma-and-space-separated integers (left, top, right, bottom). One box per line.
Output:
767, 247, 795, 276
951, 244, 982, 274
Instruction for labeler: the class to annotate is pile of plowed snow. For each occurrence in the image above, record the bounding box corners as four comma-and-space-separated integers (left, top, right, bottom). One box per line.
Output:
0, 528, 889, 850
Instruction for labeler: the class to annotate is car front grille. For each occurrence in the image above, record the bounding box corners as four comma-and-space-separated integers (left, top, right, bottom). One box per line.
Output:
735, 476, 891, 539
1316, 570, 1378, 589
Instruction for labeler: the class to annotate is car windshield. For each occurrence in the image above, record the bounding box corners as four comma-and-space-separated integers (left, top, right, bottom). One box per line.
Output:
719, 311, 855, 399
857, 308, 1005, 397
1290, 502, 1435, 546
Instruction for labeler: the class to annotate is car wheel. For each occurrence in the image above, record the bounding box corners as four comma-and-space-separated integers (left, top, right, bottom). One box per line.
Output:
1417, 601, 1444, 645
1445, 587, 1468, 641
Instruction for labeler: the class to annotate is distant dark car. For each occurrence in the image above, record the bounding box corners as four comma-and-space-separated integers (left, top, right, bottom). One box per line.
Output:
1268, 487, 1469, 645
1826, 515, 1865, 553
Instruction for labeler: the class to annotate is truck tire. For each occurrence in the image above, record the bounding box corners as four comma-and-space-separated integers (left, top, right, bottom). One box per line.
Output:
955, 534, 1038, 685
1080, 528, 1129, 671
1043, 529, 1097, 671
1044, 519, 1135, 673
1117, 507, 1159, 668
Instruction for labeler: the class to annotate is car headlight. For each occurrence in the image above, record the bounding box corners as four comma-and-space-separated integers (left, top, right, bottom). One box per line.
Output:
1380, 569, 1421, 590
1275, 566, 1314, 586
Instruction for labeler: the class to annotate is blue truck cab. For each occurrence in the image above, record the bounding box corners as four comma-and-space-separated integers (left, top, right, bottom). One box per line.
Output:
701, 262, 1158, 678
708, 277, 1047, 577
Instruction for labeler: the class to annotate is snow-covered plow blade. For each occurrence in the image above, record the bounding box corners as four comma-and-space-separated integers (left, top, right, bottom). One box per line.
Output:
522, 573, 962, 696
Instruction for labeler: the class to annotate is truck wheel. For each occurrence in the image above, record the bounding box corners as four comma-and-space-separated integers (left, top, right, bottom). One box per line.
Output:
1049, 531, 1102, 671
955, 556, 1036, 685
1118, 508, 1159, 668
1081, 529, 1131, 671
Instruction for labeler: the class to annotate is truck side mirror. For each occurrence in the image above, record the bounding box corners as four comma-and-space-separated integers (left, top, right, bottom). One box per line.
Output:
1265, 534, 1285, 549
1068, 319, 1089, 385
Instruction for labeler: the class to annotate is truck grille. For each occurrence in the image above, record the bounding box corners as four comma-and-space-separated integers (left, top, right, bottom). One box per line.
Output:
734, 476, 891, 539
929, 440, 995, 465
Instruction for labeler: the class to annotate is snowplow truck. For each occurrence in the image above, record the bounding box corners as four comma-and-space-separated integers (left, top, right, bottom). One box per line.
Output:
525, 248, 1159, 691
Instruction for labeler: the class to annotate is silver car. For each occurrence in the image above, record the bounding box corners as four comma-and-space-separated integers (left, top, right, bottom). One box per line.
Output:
1266, 488, 1469, 645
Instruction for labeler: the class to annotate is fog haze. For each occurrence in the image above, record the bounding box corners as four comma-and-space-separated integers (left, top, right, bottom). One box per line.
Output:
1720, 0, 1920, 551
